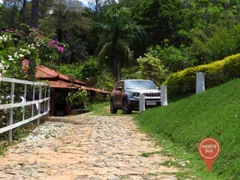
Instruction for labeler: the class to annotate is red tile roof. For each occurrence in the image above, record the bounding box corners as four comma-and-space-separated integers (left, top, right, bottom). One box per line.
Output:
48, 80, 80, 89
58, 73, 85, 85
22, 59, 109, 94
81, 86, 109, 94
37, 65, 59, 79
23, 59, 86, 85
48, 80, 109, 94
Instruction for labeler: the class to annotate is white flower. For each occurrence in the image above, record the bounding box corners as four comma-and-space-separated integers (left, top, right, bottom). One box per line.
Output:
21, 49, 26, 53
28, 44, 36, 50
14, 52, 18, 58
8, 55, 14, 61
19, 54, 24, 58
0, 63, 4, 70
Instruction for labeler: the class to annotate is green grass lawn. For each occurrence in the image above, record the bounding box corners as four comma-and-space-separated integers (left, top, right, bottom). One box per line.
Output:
89, 101, 139, 117
136, 79, 240, 180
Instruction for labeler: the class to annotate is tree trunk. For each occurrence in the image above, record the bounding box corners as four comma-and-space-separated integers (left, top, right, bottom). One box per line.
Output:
31, 0, 39, 28
113, 57, 119, 82
20, 0, 27, 23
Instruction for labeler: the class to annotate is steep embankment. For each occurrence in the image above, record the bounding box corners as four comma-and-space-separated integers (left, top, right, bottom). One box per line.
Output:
137, 79, 240, 179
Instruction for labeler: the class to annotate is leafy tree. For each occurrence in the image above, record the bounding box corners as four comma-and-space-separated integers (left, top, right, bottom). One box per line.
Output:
58, 63, 83, 79
64, 32, 88, 64
95, 68, 114, 91
131, 0, 183, 46
0, 2, 20, 30
87, 0, 117, 13
97, 6, 144, 81
38, 0, 91, 64
121, 66, 141, 80
147, 43, 195, 72
137, 54, 168, 86
80, 57, 101, 81
191, 24, 240, 63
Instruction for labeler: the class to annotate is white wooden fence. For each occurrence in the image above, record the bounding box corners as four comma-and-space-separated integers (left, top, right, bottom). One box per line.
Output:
0, 77, 50, 143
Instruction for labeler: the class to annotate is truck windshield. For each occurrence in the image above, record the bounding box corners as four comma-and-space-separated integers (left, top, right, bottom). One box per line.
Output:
125, 80, 156, 89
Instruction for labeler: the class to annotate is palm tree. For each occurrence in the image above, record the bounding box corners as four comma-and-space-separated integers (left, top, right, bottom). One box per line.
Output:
64, 33, 88, 64
97, 7, 144, 81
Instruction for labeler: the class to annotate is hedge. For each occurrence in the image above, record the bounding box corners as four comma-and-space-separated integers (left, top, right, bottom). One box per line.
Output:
164, 54, 240, 95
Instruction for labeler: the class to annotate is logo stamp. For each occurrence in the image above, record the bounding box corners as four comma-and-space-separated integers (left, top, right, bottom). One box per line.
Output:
198, 138, 220, 172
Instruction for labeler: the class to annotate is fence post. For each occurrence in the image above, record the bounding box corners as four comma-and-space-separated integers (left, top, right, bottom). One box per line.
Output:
22, 84, 27, 121
139, 93, 145, 113
8, 82, 15, 144
0, 78, 50, 138
47, 87, 50, 117
44, 86, 47, 112
196, 72, 205, 94
161, 85, 168, 106
32, 85, 36, 117
37, 85, 42, 126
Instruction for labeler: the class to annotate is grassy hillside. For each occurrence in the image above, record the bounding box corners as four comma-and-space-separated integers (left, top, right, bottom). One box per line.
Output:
136, 79, 240, 179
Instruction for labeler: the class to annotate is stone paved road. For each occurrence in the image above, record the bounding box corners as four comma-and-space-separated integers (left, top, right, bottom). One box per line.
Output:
0, 114, 182, 180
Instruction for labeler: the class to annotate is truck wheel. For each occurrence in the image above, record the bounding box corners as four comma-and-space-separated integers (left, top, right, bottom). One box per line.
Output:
122, 99, 132, 114
110, 100, 117, 114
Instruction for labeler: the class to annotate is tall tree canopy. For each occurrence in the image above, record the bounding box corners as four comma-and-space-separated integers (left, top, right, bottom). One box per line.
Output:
96, 6, 144, 80
0, 0, 240, 83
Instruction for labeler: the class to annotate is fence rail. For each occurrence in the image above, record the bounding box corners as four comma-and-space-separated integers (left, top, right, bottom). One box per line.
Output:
0, 77, 50, 143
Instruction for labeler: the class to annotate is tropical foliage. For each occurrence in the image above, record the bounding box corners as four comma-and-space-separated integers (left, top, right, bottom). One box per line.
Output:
68, 89, 89, 109
137, 54, 168, 86
0, 0, 240, 87
96, 6, 144, 80
0, 27, 64, 79
164, 54, 240, 95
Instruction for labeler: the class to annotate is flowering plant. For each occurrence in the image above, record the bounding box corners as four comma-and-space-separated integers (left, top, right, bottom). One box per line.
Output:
0, 27, 65, 78
68, 90, 89, 109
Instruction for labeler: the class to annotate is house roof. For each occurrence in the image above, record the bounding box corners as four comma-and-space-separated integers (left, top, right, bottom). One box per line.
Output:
22, 60, 86, 85
22, 60, 109, 94
48, 80, 109, 94
48, 80, 80, 89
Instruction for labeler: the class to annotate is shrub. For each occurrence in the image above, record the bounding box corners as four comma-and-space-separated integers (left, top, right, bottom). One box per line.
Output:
164, 54, 240, 95
190, 25, 239, 64
137, 54, 168, 86
81, 59, 101, 81
58, 64, 82, 80
95, 69, 114, 92
121, 66, 141, 80
68, 90, 89, 109
147, 44, 195, 72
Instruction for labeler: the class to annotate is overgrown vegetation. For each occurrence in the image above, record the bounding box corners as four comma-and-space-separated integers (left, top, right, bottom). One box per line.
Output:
136, 79, 240, 179
1, 0, 240, 86
164, 54, 240, 95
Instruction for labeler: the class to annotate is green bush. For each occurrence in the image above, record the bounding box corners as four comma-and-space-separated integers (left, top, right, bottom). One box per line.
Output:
68, 90, 89, 109
164, 54, 240, 95
121, 66, 141, 80
81, 58, 101, 81
137, 54, 168, 86
147, 44, 195, 72
58, 64, 82, 80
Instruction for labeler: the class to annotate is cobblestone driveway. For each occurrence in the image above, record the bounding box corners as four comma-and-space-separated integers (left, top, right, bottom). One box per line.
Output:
0, 114, 181, 180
